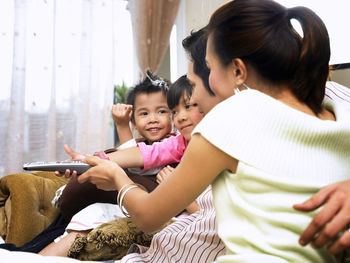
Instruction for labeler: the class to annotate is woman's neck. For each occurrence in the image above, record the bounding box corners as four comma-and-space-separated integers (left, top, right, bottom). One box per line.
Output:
272, 89, 335, 121
246, 80, 335, 121
245, 74, 335, 121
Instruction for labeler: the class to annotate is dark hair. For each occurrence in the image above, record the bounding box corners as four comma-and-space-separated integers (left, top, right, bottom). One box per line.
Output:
167, 75, 192, 110
206, 0, 330, 114
182, 29, 214, 96
127, 71, 170, 123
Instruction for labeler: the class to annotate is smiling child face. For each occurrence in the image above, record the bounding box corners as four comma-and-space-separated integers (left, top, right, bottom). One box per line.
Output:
133, 91, 172, 143
172, 92, 204, 141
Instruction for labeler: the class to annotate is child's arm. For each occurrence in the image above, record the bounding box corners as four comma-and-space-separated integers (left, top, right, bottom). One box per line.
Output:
136, 135, 186, 171
107, 146, 144, 168
56, 145, 144, 177
112, 103, 133, 145
61, 134, 183, 176
108, 134, 185, 171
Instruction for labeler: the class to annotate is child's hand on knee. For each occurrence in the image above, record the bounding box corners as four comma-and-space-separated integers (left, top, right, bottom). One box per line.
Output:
156, 165, 175, 184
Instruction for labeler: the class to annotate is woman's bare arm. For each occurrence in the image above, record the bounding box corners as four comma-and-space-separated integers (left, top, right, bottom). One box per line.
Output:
79, 134, 237, 232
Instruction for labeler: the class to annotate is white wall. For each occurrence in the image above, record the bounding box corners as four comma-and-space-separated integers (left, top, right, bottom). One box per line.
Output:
185, 0, 227, 33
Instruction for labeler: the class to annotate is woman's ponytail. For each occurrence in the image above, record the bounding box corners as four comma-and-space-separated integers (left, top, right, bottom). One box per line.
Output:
286, 7, 330, 114
207, 0, 330, 114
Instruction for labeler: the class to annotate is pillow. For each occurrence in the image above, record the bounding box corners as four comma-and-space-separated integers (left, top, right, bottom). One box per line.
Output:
68, 217, 174, 261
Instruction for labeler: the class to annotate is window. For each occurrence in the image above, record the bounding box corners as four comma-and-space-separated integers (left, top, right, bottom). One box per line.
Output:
0, 0, 134, 175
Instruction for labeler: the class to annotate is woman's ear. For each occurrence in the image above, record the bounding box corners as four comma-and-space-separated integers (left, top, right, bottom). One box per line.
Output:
231, 58, 247, 86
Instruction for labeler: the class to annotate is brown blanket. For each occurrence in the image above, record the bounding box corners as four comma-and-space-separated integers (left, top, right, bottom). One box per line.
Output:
0, 171, 68, 246
68, 217, 174, 261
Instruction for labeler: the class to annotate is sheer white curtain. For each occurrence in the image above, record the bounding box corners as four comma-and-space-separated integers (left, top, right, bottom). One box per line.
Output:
0, 0, 127, 176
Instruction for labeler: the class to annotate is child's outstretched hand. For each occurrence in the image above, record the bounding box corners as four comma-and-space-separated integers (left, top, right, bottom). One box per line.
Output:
55, 144, 87, 178
156, 165, 175, 184
64, 144, 86, 161
112, 103, 133, 126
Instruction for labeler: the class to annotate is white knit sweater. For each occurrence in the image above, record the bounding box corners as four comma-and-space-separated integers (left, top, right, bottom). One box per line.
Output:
193, 89, 350, 263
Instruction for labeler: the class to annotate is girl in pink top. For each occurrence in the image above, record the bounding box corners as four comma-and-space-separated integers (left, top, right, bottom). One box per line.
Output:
137, 75, 204, 172
62, 75, 203, 180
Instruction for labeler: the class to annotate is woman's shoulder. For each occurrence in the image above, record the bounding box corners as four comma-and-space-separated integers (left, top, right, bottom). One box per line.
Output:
192, 90, 270, 149
212, 89, 275, 113
201, 90, 278, 127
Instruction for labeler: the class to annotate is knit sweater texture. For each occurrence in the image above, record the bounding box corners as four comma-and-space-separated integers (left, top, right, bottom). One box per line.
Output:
193, 89, 350, 262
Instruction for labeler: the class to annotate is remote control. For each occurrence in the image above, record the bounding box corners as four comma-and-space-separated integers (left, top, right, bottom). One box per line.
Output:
23, 161, 91, 175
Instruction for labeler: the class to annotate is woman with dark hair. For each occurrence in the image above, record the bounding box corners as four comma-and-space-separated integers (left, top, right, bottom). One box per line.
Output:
74, 1, 349, 262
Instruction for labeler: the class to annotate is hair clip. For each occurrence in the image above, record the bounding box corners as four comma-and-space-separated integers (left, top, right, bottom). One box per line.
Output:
146, 70, 169, 90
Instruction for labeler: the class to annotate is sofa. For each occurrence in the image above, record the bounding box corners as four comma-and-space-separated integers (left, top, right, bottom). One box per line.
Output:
0, 171, 68, 246
0, 171, 171, 261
